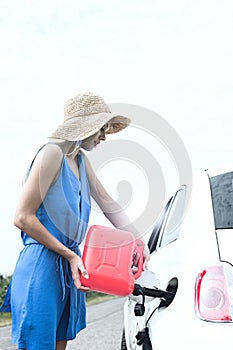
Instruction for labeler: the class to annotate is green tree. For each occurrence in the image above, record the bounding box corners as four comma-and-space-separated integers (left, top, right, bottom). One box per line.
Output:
0, 275, 11, 306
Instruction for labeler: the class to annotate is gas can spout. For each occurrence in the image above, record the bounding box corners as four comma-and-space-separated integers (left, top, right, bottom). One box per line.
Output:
132, 283, 176, 318
133, 283, 175, 302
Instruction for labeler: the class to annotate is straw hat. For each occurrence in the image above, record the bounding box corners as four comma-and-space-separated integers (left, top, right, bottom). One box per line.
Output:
49, 92, 131, 141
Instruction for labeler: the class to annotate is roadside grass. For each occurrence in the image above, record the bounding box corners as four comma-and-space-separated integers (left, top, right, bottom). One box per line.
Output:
86, 292, 116, 306
0, 292, 116, 327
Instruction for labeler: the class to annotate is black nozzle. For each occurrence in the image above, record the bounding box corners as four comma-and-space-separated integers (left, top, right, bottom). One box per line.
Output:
133, 283, 175, 301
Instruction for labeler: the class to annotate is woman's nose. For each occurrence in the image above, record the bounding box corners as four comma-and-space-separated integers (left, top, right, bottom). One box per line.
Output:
99, 129, 106, 140
99, 134, 106, 141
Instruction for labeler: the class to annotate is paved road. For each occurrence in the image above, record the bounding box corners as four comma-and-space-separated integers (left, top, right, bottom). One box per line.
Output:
0, 297, 125, 350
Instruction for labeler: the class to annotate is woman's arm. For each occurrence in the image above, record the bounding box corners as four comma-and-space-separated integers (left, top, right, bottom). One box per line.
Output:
14, 144, 89, 290
84, 155, 150, 268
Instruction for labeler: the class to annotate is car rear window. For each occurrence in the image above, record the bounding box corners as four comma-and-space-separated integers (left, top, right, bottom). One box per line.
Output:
210, 171, 233, 229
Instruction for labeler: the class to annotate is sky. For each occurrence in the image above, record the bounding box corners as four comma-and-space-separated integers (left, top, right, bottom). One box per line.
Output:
0, 0, 233, 275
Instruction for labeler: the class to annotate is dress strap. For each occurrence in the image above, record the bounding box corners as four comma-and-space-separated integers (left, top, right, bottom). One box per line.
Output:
28, 144, 47, 170
23, 144, 47, 182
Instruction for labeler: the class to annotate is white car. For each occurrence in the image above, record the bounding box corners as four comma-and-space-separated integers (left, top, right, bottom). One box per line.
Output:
122, 166, 233, 350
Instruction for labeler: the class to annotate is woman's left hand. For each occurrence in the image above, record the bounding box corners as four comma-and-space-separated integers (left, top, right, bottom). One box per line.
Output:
131, 241, 150, 273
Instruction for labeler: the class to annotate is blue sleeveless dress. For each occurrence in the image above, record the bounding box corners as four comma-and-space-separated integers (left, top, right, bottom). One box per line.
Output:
3, 147, 91, 349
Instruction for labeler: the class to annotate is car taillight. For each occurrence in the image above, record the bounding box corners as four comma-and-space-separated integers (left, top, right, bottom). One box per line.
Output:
195, 265, 233, 322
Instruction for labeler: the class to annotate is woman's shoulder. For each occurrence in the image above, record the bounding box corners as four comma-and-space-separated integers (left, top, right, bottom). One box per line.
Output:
44, 142, 64, 158
33, 143, 64, 171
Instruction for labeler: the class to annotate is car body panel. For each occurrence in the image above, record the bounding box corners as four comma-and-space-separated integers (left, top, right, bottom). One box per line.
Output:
123, 168, 233, 349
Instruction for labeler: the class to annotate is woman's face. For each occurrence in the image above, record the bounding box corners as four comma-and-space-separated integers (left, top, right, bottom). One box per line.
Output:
81, 123, 108, 151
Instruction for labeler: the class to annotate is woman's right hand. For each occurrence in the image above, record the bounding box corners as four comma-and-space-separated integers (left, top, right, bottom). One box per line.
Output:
68, 253, 90, 292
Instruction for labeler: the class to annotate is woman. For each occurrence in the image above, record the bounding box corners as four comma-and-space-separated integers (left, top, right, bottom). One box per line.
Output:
5, 92, 150, 350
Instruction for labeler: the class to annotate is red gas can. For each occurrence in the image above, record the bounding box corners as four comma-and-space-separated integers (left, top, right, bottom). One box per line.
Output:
80, 225, 144, 296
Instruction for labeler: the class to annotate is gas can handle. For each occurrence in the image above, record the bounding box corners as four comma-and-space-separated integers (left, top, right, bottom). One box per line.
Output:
132, 239, 144, 280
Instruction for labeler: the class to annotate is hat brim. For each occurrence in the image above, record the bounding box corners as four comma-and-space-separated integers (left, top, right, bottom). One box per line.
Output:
49, 112, 131, 142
